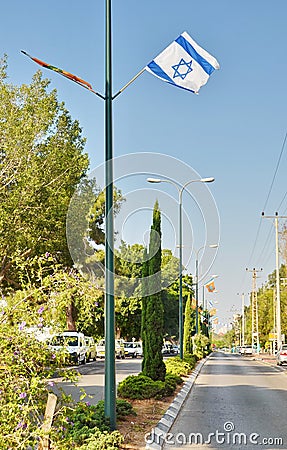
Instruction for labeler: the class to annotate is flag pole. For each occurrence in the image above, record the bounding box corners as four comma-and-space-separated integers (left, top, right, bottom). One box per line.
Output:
112, 68, 146, 99
104, 0, 116, 430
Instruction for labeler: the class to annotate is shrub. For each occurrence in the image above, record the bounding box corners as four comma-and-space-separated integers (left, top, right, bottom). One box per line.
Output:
79, 428, 124, 449
193, 334, 210, 359
115, 398, 136, 419
117, 374, 159, 399
183, 353, 198, 368
0, 323, 77, 450
64, 399, 135, 445
165, 372, 183, 386
164, 356, 192, 377
117, 373, 178, 400
94, 399, 136, 421
63, 401, 110, 445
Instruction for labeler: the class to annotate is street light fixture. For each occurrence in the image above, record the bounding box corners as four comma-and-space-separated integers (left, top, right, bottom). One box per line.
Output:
147, 176, 215, 359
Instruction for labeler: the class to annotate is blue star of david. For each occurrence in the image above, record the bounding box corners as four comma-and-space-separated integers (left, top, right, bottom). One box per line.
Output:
172, 58, 193, 80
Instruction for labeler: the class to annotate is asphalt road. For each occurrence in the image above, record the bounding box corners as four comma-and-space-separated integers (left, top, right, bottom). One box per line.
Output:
162, 352, 287, 449
53, 357, 142, 404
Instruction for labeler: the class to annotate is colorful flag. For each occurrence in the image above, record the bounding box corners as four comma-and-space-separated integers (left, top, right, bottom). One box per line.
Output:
146, 31, 219, 94
205, 278, 215, 293
191, 297, 196, 310
209, 308, 217, 317
21, 50, 93, 91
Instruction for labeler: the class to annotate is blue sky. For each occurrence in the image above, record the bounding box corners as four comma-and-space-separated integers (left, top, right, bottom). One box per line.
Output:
2, 1, 287, 327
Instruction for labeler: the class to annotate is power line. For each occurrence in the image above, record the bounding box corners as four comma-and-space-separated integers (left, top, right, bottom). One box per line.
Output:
263, 129, 287, 212
245, 128, 287, 270
276, 189, 287, 212
255, 222, 274, 267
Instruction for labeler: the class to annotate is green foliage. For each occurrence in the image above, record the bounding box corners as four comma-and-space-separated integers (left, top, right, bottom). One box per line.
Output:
2, 262, 105, 337
0, 61, 90, 288
183, 293, 196, 354
165, 372, 183, 386
193, 334, 210, 359
117, 373, 177, 400
63, 399, 134, 446
183, 352, 198, 367
64, 402, 110, 444
117, 374, 160, 399
114, 398, 137, 419
0, 322, 77, 449
161, 249, 180, 288
164, 356, 193, 377
242, 265, 287, 351
141, 201, 166, 381
162, 274, 193, 341
162, 289, 179, 339
79, 429, 124, 450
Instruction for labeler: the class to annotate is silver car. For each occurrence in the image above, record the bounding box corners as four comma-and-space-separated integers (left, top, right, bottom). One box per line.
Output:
276, 344, 287, 366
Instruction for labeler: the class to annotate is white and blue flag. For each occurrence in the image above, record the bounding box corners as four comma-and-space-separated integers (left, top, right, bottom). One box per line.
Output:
146, 31, 219, 94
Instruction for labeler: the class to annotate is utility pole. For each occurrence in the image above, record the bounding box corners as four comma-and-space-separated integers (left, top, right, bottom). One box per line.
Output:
273, 288, 276, 354
241, 293, 245, 347
262, 212, 287, 351
246, 268, 262, 353
237, 293, 246, 347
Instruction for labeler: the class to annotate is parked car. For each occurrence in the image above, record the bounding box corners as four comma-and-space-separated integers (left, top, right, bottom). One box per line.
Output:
124, 341, 143, 358
96, 339, 105, 359
161, 343, 173, 355
276, 344, 287, 366
85, 336, 97, 361
47, 331, 87, 365
96, 339, 125, 359
135, 342, 143, 357
171, 345, 179, 355
115, 339, 125, 359
242, 345, 253, 356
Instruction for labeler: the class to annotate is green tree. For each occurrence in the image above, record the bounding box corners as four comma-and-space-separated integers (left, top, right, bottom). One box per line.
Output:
0, 56, 89, 289
0, 57, 126, 333
183, 292, 196, 354
244, 265, 287, 351
141, 247, 149, 375
163, 274, 193, 340
114, 243, 182, 341
141, 201, 166, 381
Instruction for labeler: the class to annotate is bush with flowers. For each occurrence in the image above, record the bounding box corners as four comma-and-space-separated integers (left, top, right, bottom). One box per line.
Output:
0, 276, 132, 449
0, 319, 78, 449
0, 319, 130, 449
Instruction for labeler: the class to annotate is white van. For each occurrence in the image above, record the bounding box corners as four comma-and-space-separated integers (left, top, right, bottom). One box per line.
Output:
48, 331, 87, 365
96, 339, 125, 359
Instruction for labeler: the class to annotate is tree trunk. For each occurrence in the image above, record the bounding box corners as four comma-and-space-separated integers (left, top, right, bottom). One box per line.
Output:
66, 303, 77, 330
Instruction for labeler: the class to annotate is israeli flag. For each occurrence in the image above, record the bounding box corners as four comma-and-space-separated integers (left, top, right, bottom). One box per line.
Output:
146, 31, 219, 94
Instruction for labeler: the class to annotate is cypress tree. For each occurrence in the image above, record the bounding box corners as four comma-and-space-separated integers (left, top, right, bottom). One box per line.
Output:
141, 247, 149, 374
141, 201, 166, 381
183, 292, 196, 354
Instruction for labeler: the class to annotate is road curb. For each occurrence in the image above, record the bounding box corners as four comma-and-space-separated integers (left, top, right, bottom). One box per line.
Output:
145, 356, 209, 449
253, 356, 287, 373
